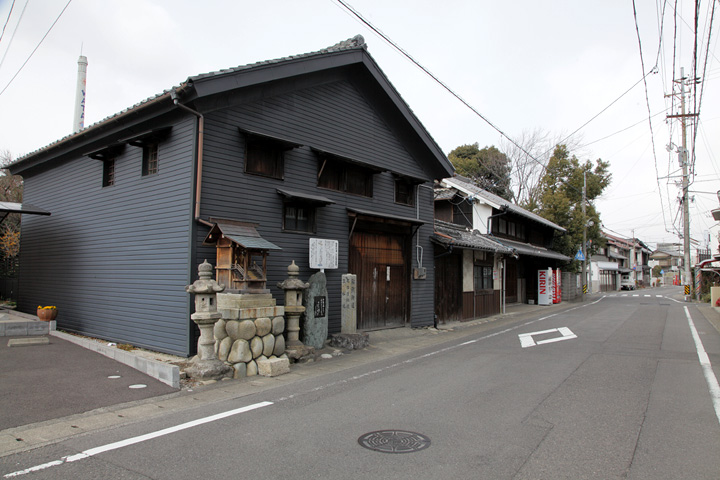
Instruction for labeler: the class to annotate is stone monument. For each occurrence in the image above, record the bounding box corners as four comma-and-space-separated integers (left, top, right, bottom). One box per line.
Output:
341, 273, 357, 334
185, 260, 233, 380
302, 271, 328, 350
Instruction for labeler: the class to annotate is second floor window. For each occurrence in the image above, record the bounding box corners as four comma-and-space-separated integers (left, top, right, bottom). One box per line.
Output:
103, 158, 116, 187
142, 143, 159, 176
318, 157, 373, 197
246, 140, 284, 179
395, 177, 416, 206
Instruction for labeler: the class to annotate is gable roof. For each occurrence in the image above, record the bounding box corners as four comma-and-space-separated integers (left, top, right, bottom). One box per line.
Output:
442, 176, 565, 232
10, 36, 453, 180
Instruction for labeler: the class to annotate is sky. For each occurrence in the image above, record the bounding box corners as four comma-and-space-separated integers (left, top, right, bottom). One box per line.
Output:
0, 0, 718, 250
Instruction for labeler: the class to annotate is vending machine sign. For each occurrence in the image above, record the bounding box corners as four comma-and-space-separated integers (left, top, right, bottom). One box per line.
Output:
538, 269, 551, 305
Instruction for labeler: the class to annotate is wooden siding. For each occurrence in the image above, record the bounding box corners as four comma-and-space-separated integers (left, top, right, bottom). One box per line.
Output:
17, 117, 196, 355
462, 290, 501, 319
196, 79, 437, 333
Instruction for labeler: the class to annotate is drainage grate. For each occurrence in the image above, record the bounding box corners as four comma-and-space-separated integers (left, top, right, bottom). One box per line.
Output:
358, 430, 431, 454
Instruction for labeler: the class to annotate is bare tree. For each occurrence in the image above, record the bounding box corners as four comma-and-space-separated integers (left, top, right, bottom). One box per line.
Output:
500, 129, 583, 210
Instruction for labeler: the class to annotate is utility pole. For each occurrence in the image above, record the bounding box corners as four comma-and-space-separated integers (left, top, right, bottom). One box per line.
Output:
680, 71, 692, 295
667, 67, 696, 296
582, 170, 587, 297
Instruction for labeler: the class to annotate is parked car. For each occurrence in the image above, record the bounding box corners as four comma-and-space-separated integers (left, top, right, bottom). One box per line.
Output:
621, 274, 636, 290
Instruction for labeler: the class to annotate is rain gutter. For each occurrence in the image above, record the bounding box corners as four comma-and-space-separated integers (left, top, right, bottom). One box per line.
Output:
169, 89, 212, 227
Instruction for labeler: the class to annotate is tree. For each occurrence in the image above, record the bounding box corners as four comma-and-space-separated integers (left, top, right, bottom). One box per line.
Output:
0, 150, 23, 259
448, 143, 512, 200
536, 144, 611, 271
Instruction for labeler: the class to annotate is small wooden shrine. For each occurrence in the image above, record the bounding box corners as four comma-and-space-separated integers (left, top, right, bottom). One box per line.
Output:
203, 218, 281, 293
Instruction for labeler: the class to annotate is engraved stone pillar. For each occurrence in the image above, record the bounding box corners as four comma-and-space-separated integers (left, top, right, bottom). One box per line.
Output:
277, 261, 309, 348
185, 260, 232, 380
341, 274, 357, 334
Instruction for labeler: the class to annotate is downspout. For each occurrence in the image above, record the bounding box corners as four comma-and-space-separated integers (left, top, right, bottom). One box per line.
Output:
486, 205, 509, 236
169, 90, 212, 227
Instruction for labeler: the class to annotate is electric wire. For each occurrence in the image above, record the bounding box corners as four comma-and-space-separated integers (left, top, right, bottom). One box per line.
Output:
334, 0, 650, 208
689, 0, 717, 188
0, 0, 29, 73
0, 0, 17, 45
633, 0, 669, 234
0, 0, 72, 99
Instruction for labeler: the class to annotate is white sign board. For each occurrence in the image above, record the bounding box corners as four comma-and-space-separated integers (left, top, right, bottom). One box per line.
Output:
538, 268, 552, 305
309, 238, 339, 270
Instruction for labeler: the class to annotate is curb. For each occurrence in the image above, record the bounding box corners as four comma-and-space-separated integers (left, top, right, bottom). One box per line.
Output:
50, 330, 180, 389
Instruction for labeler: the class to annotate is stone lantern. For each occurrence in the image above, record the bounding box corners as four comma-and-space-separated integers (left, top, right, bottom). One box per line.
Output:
277, 260, 309, 350
185, 260, 232, 380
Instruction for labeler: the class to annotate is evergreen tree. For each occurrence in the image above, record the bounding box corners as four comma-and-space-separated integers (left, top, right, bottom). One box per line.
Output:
448, 143, 512, 200
537, 145, 611, 271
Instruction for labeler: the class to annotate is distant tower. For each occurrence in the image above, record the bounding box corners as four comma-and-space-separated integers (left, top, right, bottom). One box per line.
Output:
73, 55, 88, 132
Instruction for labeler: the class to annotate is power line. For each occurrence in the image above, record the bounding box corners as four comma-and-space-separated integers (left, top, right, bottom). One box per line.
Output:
0, 0, 73, 99
0, 0, 17, 45
334, 0, 650, 205
632, 0, 668, 233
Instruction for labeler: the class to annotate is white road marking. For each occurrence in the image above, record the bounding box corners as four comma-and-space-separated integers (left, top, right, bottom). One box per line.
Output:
4, 401, 273, 478
684, 307, 720, 425
518, 327, 577, 348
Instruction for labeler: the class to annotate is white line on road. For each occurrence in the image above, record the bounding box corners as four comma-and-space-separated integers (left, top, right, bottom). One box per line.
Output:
518, 327, 577, 348
4, 401, 273, 478
684, 306, 720, 425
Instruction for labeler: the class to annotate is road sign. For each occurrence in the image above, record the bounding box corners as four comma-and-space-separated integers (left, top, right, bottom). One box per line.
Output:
583, 284, 588, 294
575, 249, 585, 261
684, 284, 690, 295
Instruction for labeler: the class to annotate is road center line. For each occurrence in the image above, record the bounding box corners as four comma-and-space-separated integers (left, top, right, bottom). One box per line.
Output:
4, 401, 273, 478
684, 306, 720, 425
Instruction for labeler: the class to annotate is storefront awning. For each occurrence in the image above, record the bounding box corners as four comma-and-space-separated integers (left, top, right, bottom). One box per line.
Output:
495, 238, 570, 261
596, 261, 619, 271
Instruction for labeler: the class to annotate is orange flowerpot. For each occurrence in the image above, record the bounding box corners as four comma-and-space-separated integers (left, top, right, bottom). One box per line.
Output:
37, 308, 58, 321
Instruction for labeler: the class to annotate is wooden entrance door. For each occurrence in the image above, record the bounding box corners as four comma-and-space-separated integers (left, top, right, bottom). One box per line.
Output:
349, 232, 408, 330
434, 250, 462, 322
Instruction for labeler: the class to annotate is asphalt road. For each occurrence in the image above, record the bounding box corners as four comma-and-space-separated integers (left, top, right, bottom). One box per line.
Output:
3, 287, 719, 479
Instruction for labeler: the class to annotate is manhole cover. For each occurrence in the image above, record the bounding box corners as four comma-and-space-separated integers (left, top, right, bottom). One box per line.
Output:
358, 430, 431, 454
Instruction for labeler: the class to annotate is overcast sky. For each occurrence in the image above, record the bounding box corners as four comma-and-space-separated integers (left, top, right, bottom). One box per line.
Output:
0, 0, 718, 249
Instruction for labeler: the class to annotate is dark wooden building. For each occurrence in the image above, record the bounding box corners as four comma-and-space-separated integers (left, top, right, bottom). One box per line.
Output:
9, 36, 453, 356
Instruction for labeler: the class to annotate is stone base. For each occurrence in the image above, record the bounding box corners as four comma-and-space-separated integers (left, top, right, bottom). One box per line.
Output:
329, 333, 369, 350
185, 358, 233, 381
284, 345, 315, 362
257, 357, 290, 377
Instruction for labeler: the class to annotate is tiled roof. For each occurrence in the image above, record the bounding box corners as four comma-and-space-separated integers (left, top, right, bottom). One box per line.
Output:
432, 220, 513, 253
12, 36, 368, 165
189, 35, 366, 82
443, 176, 565, 232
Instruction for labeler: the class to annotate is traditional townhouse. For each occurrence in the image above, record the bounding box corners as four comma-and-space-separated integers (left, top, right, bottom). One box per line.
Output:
8, 36, 454, 355
432, 176, 569, 322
